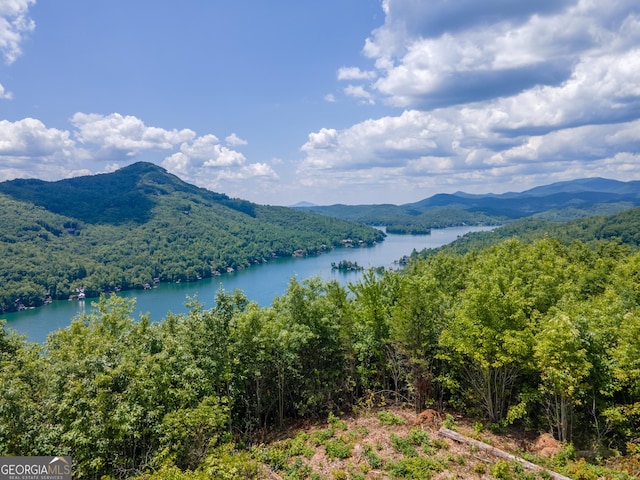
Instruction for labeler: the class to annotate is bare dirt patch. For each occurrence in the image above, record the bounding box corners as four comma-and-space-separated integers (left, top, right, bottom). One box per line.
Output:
254, 406, 633, 479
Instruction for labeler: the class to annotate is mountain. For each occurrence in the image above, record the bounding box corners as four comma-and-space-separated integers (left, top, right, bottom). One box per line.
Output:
289, 201, 318, 208
295, 177, 640, 232
0, 162, 384, 313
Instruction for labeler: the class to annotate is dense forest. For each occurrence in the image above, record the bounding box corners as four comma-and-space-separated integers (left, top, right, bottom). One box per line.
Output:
2, 217, 640, 477
425, 207, 640, 257
0, 163, 384, 313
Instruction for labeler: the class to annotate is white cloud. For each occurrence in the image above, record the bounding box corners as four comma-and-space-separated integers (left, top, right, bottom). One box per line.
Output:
337, 66, 376, 81
344, 85, 375, 105
0, 83, 12, 99
162, 133, 278, 192
0, 118, 89, 181
178, 134, 220, 159
173, 134, 246, 168
299, 100, 640, 197
225, 132, 248, 146
203, 146, 245, 168
350, 0, 640, 110
0, 0, 36, 64
301, 110, 458, 171
0, 118, 75, 157
71, 113, 196, 157
324, 93, 336, 103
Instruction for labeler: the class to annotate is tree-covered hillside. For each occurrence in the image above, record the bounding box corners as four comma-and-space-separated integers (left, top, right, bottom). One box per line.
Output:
0, 162, 384, 313
424, 206, 640, 257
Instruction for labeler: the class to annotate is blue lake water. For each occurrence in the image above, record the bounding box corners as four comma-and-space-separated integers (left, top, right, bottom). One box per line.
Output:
2, 226, 492, 343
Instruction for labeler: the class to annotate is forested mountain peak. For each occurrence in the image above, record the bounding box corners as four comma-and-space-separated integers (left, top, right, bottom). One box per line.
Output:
0, 162, 248, 224
0, 162, 384, 312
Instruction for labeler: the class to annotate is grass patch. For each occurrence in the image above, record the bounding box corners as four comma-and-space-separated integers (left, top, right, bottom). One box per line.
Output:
406, 427, 430, 447
325, 437, 353, 460
386, 456, 444, 479
391, 433, 418, 457
311, 427, 335, 446
363, 445, 383, 469
377, 410, 406, 426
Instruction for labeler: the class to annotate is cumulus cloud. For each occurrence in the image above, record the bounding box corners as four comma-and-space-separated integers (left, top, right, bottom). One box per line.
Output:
71, 112, 196, 158
299, 101, 640, 197
166, 134, 244, 168
0, 118, 90, 181
0, 0, 36, 64
344, 85, 375, 105
217, 162, 278, 181
357, 0, 640, 110
225, 132, 248, 146
162, 132, 278, 192
300, 110, 461, 173
300, 0, 640, 199
337, 66, 376, 81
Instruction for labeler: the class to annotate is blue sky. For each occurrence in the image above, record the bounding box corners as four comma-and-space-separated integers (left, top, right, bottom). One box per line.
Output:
1, 0, 639, 206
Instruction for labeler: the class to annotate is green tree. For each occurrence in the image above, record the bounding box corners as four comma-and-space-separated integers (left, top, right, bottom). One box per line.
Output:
534, 310, 592, 441
440, 239, 536, 422
350, 269, 400, 396
390, 253, 461, 410
0, 322, 46, 455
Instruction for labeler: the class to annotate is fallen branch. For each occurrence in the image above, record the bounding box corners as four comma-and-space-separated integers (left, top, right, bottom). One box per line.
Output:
438, 427, 573, 480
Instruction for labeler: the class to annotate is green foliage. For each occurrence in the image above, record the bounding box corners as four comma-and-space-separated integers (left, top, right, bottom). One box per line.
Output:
534, 310, 591, 441
473, 462, 487, 474
406, 427, 431, 447
157, 396, 230, 470
325, 437, 353, 460
391, 433, 418, 457
197, 443, 263, 480
490, 459, 512, 479
311, 428, 335, 446
0, 322, 45, 455
377, 410, 406, 426
331, 469, 348, 480
363, 445, 383, 469
386, 455, 443, 479
443, 414, 457, 430
430, 207, 640, 258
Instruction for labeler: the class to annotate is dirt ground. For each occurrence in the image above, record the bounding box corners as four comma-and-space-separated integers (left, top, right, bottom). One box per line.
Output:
259, 405, 584, 479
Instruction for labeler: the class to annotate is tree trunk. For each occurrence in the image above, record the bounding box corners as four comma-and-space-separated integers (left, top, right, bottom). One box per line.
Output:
438, 427, 573, 480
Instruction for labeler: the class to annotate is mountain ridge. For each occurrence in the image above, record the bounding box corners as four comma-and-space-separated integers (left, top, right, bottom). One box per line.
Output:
295, 177, 640, 231
0, 162, 384, 313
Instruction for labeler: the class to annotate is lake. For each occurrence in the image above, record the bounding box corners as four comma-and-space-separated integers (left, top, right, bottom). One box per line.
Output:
2, 226, 492, 343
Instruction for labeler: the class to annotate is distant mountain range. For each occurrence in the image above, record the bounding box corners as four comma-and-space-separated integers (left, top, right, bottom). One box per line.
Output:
294, 178, 640, 233
0, 162, 383, 313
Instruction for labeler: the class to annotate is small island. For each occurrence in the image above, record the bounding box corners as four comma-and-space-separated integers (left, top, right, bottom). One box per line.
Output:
331, 260, 364, 271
